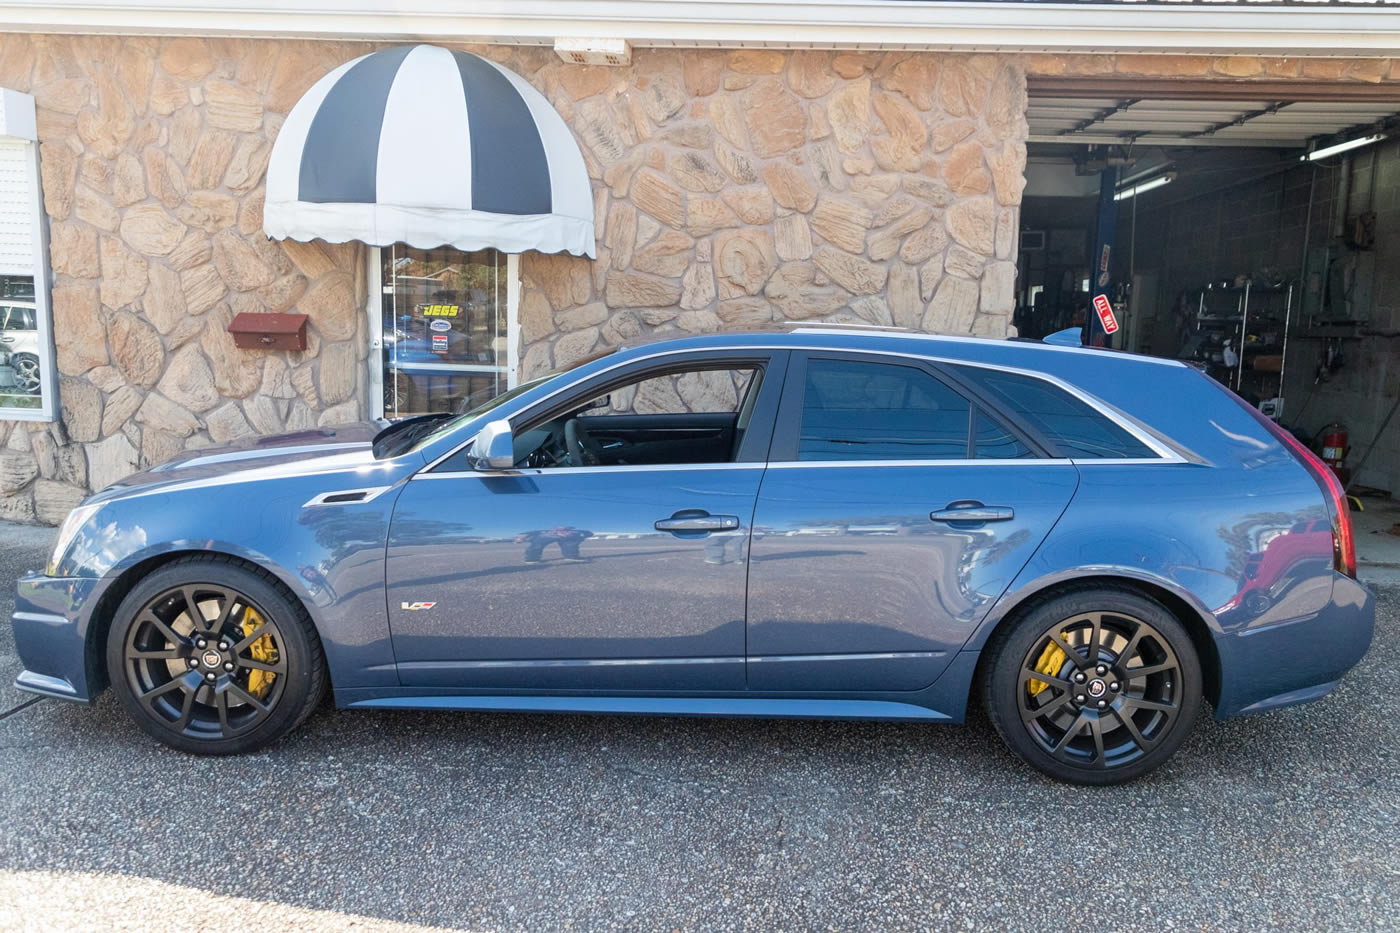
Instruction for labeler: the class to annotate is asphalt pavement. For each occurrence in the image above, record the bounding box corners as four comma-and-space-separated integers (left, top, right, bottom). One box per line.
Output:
0, 520, 1396, 932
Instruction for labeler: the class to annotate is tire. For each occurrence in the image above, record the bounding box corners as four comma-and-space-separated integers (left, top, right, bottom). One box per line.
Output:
12, 353, 40, 395
106, 556, 327, 755
980, 586, 1202, 785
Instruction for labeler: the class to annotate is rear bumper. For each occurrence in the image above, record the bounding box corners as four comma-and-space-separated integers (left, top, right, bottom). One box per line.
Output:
1214, 573, 1375, 719
11, 573, 101, 704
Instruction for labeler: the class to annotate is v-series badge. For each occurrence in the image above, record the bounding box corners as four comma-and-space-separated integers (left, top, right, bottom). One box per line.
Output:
420, 304, 459, 317
400, 602, 437, 611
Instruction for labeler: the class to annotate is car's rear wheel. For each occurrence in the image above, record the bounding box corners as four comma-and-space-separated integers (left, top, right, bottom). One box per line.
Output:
106, 557, 326, 755
981, 587, 1202, 785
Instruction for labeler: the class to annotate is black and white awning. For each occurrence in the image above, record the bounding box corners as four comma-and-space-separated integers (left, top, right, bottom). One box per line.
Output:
265, 45, 595, 257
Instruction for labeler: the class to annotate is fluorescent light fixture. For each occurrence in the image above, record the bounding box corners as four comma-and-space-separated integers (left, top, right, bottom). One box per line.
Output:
1303, 133, 1384, 162
1114, 173, 1175, 201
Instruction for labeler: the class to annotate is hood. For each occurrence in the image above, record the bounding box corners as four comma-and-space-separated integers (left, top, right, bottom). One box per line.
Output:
90, 421, 402, 504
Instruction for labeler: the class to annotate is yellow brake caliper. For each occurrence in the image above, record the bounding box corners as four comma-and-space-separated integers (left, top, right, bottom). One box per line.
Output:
241, 607, 279, 700
1027, 635, 1068, 696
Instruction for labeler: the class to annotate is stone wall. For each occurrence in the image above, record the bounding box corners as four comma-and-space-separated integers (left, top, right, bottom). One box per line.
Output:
512, 47, 1028, 377
0, 35, 374, 524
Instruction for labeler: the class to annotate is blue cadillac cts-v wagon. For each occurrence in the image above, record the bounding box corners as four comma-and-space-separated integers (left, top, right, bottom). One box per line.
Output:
11, 326, 1374, 783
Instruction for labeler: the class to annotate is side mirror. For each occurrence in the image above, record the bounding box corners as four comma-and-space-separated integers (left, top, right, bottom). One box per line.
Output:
470, 419, 515, 471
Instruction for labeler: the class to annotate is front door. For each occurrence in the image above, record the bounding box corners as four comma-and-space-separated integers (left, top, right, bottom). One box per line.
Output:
386, 352, 786, 691
746, 353, 1079, 693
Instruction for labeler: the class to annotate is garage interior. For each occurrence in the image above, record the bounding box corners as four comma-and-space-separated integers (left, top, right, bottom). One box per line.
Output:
1020, 78, 1400, 569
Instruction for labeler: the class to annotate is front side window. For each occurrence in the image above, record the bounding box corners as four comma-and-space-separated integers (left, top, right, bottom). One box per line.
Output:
798, 359, 971, 461
0, 95, 57, 419
953, 366, 1156, 459
381, 245, 508, 419
514, 364, 763, 470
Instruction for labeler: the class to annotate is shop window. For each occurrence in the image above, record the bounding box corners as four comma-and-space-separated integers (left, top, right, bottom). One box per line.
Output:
377, 245, 513, 419
0, 89, 56, 420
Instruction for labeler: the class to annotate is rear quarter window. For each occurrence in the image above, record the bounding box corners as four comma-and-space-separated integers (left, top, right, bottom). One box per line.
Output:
952, 366, 1157, 460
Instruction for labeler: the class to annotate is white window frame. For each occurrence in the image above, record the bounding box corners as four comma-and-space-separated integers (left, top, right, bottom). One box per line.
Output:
366, 246, 520, 420
0, 87, 58, 422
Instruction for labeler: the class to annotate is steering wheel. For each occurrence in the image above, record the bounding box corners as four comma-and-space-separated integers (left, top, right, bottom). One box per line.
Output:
564, 418, 605, 466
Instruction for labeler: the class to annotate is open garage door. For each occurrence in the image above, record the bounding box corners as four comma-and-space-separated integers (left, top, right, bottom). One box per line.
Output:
1019, 74, 1400, 530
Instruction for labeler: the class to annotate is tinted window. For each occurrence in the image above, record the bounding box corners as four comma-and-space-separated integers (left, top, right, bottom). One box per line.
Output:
973, 408, 1033, 459
799, 359, 969, 460
954, 366, 1155, 459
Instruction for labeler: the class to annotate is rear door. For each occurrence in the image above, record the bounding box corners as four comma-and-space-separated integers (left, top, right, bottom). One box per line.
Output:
745, 352, 1079, 692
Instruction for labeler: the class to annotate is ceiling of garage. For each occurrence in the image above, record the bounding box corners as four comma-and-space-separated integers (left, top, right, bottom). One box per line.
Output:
1028, 96, 1399, 149
1028, 95, 1400, 150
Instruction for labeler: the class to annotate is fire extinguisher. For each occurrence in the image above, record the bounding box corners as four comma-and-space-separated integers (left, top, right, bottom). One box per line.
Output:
1319, 422, 1348, 478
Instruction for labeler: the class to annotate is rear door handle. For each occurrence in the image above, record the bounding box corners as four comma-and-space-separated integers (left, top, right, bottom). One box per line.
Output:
655, 512, 740, 532
930, 504, 1015, 523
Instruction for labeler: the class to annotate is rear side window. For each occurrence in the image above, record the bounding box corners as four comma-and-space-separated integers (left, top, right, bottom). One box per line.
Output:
974, 408, 1033, 459
799, 359, 969, 460
953, 366, 1156, 460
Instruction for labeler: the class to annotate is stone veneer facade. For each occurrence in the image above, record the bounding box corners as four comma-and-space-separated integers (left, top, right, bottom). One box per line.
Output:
0, 35, 1396, 523
511, 47, 1027, 379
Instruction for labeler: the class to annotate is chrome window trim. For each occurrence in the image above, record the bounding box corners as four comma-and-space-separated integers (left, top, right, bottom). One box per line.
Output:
421, 343, 1186, 472
302, 485, 394, 507
414, 462, 764, 479
765, 459, 1075, 469
1068, 458, 1190, 467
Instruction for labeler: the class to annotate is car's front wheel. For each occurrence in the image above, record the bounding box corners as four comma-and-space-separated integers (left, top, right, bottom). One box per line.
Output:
106, 557, 326, 755
981, 587, 1202, 785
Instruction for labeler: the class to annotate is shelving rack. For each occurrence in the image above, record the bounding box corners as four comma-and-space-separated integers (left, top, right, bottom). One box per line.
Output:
1182, 281, 1294, 410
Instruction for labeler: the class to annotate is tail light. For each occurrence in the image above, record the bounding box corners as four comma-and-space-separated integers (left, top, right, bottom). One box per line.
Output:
1264, 422, 1356, 578
1210, 376, 1356, 578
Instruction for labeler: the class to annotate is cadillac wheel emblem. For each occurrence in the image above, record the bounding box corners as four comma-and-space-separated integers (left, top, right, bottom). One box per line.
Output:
202, 650, 222, 668
1087, 679, 1107, 698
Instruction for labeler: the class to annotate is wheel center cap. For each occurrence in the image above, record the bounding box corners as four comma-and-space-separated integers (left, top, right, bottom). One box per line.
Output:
201, 649, 223, 669
1087, 679, 1107, 698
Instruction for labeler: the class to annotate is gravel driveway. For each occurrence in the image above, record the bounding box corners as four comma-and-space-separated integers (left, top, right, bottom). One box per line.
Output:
1, 521, 1395, 932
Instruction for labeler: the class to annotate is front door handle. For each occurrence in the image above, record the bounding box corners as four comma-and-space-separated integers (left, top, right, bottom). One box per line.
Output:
930, 503, 1015, 523
655, 511, 740, 533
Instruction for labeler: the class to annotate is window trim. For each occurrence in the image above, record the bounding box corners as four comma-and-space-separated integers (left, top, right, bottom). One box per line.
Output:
768, 350, 1050, 464
0, 88, 58, 422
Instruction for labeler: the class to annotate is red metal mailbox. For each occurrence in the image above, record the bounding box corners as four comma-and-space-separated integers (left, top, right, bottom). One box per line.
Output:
227, 312, 308, 351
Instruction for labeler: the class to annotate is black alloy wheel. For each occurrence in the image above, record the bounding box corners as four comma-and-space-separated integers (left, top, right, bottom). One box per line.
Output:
982, 588, 1202, 785
108, 558, 326, 755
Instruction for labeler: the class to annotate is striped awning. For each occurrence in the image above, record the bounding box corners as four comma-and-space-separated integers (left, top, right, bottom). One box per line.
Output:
264, 45, 595, 258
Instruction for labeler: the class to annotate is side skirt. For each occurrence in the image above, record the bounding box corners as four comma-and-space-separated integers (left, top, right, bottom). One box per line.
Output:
343, 694, 951, 721
333, 650, 983, 722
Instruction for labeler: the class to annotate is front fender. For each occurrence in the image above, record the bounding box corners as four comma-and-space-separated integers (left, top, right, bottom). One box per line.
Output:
50, 475, 410, 692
